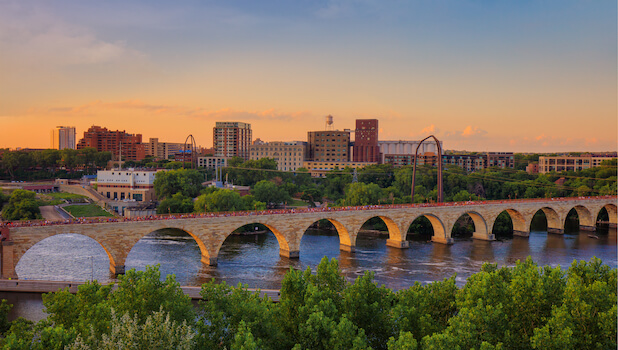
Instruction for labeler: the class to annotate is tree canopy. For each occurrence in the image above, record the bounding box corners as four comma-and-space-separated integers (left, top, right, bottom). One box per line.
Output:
0, 257, 614, 349
0, 189, 41, 221
154, 169, 204, 199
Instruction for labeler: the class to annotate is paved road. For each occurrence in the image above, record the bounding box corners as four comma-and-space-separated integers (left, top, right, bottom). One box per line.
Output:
39, 206, 72, 221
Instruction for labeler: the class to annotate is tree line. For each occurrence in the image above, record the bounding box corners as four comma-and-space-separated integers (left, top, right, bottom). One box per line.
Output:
0, 257, 614, 349
0, 148, 112, 181
200, 157, 616, 209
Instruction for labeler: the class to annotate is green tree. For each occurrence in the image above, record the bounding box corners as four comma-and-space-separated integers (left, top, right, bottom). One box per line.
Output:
154, 169, 204, 199
423, 258, 566, 350
109, 266, 195, 325
531, 258, 617, 350
251, 180, 291, 207
343, 182, 382, 206
342, 271, 395, 349
387, 331, 418, 350
194, 189, 246, 212
393, 277, 457, 341
1, 189, 41, 220
67, 309, 196, 350
157, 192, 194, 214
196, 281, 284, 350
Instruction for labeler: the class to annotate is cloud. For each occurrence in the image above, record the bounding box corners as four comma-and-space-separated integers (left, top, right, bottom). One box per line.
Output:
182, 108, 311, 122
0, 2, 143, 67
44, 100, 310, 122
461, 125, 488, 137
420, 124, 439, 135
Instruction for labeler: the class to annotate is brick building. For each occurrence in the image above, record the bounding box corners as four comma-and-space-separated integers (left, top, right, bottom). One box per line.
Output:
353, 119, 380, 162
306, 130, 350, 162
213, 122, 252, 160
77, 125, 145, 161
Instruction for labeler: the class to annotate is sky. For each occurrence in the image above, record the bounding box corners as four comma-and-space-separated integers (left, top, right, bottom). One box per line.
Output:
1, 0, 616, 152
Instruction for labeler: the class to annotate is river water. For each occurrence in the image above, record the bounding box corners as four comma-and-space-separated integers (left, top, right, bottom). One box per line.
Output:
3, 223, 617, 321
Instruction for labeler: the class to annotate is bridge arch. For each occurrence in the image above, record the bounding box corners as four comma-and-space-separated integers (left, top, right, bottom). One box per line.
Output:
491, 209, 527, 237
406, 213, 447, 244
357, 215, 405, 249
597, 203, 617, 227
451, 211, 491, 241
303, 218, 354, 252
530, 207, 562, 234
129, 226, 213, 267
213, 222, 292, 260
566, 205, 595, 231
14, 233, 115, 280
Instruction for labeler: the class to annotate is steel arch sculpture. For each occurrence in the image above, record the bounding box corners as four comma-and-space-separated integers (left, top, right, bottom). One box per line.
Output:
183, 134, 198, 169
411, 135, 443, 203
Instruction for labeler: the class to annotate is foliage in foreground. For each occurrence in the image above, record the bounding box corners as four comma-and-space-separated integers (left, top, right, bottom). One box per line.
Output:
0, 257, 615, 350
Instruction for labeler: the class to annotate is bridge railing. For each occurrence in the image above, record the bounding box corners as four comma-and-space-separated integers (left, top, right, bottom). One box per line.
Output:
3, 195, 615, 229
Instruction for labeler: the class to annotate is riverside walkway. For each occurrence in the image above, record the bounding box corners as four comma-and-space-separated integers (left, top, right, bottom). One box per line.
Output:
0, 279, 281, 302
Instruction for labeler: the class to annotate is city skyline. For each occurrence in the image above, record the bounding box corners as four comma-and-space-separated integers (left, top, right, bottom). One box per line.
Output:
1, 1, 616, 152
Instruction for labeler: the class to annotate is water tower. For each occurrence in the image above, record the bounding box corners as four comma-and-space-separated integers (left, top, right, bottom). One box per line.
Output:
325, 115, 334, 130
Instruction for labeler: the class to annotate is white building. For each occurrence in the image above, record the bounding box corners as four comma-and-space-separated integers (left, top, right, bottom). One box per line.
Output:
378, 140, 442, 163
51, 126, 76, 150
97, 168, 161, 202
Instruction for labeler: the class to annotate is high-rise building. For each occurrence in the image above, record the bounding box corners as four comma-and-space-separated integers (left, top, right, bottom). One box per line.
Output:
353, 119, 380, 162
77, 125, 145, 161
213, 122, 252, 160
51, 126, 76, 150
306, 130, 350, 162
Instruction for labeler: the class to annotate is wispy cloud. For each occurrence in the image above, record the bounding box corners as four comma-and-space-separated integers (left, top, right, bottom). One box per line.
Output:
44, 100, 310, 122
461, 125, 487, 137
0, 2, 143, 67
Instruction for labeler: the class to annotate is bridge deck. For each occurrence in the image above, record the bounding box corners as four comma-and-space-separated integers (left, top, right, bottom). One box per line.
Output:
0, 279, 281, 302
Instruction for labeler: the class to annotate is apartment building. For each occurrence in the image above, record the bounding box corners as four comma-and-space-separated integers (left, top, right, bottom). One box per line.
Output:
144, 138, 185, 160
306, 130, 350, 162
51, 126, 76, 150
250, 141, 304, 171
213, 122, 252, 160
538, 154, 616, 173
77, 125, 145, 161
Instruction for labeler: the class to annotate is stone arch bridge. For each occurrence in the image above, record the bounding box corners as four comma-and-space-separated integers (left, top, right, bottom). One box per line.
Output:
2, 196, 616, 278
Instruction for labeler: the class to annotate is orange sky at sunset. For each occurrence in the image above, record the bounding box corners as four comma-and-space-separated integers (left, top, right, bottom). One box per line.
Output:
1, 1, 616, 152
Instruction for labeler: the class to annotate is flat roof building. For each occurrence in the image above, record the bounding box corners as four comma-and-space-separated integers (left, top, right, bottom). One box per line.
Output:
353, 119, 380, 163
77, 125, 145, 161
51, 126, 76, 150
213, 122, 252, 160
538, 154, 616, 174
144, 138, 185, 160
250, 141, 304, 171
96, 168, 162, 205
307, 130, 350, 162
